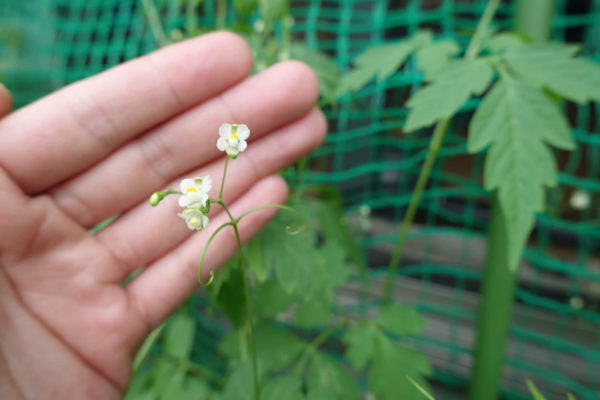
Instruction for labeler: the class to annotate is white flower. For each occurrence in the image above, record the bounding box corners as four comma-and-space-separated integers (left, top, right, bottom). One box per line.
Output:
179, 176, 212, 208
217, 123, 250, 158
178, 209, 209, 231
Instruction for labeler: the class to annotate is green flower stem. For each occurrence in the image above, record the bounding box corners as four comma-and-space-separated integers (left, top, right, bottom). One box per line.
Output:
198, 222, 233, 286
381, 0, 501, 307
216, 0, 227, 30
141, 0, 170, 48
132, 322, 166, 372
219, 155, 229, 201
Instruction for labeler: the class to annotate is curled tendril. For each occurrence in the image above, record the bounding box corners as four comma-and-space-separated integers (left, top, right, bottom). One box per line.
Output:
198, 222, 233, 286
235, 205, 304, 235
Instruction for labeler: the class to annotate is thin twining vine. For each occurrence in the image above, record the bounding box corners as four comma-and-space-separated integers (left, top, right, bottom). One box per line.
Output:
149, 123, 304, 400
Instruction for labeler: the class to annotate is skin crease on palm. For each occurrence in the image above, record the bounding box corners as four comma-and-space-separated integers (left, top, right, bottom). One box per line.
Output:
0, 32, 326, 399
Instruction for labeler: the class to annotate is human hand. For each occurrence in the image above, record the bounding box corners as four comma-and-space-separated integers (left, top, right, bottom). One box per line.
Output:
0, 32, 325, 399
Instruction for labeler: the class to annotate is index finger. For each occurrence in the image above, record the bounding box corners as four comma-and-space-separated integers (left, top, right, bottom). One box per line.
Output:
0, 32, 252, 194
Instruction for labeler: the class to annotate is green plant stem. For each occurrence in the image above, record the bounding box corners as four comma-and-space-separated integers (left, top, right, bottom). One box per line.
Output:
380, 0, 501, 307
216, 0, 227, 30
219, 156, 229, 201
232, 223, 260, 400
141, 0, 170, 48
186, 0, 202, 35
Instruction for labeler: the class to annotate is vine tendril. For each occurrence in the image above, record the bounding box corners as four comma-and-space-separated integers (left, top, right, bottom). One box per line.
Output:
234, 205, 305, 235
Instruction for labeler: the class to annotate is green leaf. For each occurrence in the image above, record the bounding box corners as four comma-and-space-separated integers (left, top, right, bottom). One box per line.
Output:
336, 68, 379, 97
207, 256, 236, 299
504, 43, 600, 103
321, 241, 351, 290
234, 0, 257, 16
317, 201, 365, 270
262, 375, 304, 400
415, 39, 460, 81
254, 278, 298, 317
567, 394, 577, 400
354, 41, 415, 82
160, 370, 186, 400
486, 32, 526, 53
262, 212, 328, 300
214, 262, 246, 327
342, 323, 376, 372
291, 43, 341, 103
165, 314, 196, 360
295, 294, 331, 327
369, 332, 432, 400
307, 353, 360, 400
247, 238, 268, 283
405, 58, 493, 132
376, 303, 425, 337
526, 380, 547, 400
219, 325, 305, 372
468, 74, 575, 270
259, 0, 288, 26
180, 377, 210, 400
221, 361, 264, 400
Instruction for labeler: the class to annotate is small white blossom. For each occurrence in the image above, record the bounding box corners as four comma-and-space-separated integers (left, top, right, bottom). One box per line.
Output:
179, 176, 212, 208
178, 209, 209, 231
217, 123, 250, 158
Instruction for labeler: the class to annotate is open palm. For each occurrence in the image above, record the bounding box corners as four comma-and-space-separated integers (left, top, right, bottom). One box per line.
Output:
0, 32, 325, 399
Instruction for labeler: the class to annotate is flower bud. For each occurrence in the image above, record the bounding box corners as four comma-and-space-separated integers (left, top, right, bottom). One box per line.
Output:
149, 192, 162, 206
200, 203, 211, 214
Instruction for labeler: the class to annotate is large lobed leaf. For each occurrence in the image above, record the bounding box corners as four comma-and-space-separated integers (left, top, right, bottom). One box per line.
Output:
376, 303, 425, 337
415, 39, 460, 81
504, 43, 600, 104
468, 74, 575, 270
306, 353, 360, 400
404, 58, 493, 132
342, 322, 376, 372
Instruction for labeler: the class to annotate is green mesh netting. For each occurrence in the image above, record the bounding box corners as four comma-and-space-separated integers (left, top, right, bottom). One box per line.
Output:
2, 1, 600, 399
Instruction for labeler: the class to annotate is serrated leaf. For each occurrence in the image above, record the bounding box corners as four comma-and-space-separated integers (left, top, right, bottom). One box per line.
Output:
405, 58, 493, 132
317, 201, 365, 270
526, 380, 547, 400
336, 68, 378, 97
376, 303, 425, 337
262, 212, 328, 299
291, 43, 341, 103
468, 74, 575, 270
415, 39, 460, 81
504, 43, 600, 103
214, 263, 246, 327
354, 41, 415, 81
165, 314, 196, 360
262, 375, 304, 400
486, 32, 526, 53
295, 294, 331, 327
234, 0, 257, 16
247, 238, 268, 283
307, 353, 360, 400
219, 325, 305, 372
221, 361, 264, 400
369, 332, 432, 400
254, 278, 298, 317
342, 323, 376, 371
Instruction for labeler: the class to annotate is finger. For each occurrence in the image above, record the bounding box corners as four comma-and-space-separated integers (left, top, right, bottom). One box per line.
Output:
0, 32, 252, 194
50, 61, 320, 228
0, 84, 13, 118
96, 109, 326, 281
127, 175, 288, 328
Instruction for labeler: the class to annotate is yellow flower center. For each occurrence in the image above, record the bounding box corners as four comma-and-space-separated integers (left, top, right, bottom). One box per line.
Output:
187, 187, 197, 193
229, 134, 239, 140
189, 218, 198, 225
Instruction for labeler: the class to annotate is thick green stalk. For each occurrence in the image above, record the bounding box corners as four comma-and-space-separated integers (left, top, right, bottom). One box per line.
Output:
381, 0, 502, 306
468, 199, 517, 400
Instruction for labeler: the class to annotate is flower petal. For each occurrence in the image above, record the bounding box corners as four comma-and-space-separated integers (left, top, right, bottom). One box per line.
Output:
202, 175, 212, 192
226, 147, 240, 157
201, 193, 209, 206
219, 123, 232, 138
237, 124, 250, 140
217, 137, 229, 151
202, 215, 209, 229
180, 178, 195, 192
237, 140, 248, 152
178, 196, 191, 207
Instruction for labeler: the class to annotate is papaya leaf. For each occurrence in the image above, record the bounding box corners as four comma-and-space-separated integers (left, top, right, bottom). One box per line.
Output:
369, 332, 432, 400
342, 322, 376, 372
376, 303, 425, 336
415, 39, 460, 81
468, 74, 575, 270
504, 43, 600, 103
405, 58, 493, 132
